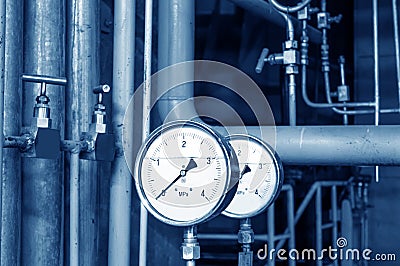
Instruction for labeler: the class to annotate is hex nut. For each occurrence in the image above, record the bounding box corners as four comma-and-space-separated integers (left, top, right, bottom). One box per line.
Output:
181, 244, 200, 260
284, 40, 298, 50
285, 65, 299, 75
33, 117, 52, 129
238, 230, 254, 244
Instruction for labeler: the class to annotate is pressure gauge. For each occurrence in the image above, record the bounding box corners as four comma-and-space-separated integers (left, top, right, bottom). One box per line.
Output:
134, 120, 239, 226
223, 134, 283, 218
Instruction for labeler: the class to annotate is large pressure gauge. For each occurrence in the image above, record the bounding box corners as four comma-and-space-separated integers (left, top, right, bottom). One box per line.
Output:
134, 121, 239, 226
223, 134, 283, 218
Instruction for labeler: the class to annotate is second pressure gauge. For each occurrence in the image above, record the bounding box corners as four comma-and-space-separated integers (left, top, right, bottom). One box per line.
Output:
223, 134, 283, 218
134, 120, 239, 226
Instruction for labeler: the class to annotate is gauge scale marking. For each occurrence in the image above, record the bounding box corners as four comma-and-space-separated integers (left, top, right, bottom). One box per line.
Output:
223, 134, 283, 218
135, 121, 239, 226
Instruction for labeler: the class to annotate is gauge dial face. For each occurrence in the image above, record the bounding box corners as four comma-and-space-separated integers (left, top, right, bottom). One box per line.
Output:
223, 134, 283, 218
135, 121, 237, 226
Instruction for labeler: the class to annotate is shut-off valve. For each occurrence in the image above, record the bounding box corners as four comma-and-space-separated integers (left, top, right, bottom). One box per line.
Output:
80, 85, 115, 161
21, 74, 66, 159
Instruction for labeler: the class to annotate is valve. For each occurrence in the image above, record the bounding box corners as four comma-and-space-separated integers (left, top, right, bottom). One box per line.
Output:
238, 218, 254, 266
20, 74, 67, 159
317, 12, 342, 29
80, 84, 115, 161
297, 6, 319, 21
256, 41, 300, 75
181, 226, 200, 265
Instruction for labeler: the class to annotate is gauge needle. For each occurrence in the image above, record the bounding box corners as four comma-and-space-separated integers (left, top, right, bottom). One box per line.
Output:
239, 164, 251, 179
155, 158, 198, 200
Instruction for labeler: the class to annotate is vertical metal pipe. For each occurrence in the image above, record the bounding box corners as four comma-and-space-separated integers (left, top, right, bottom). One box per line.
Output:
186, 260, 196, 266
139, 0, 153, 264
373, 0, 380, 126
69, 153, 80, 266
22, 0, 65, 264
394, 0, 400, 110
331, 186, 338, 266
373, 0, 380, 182
286, 186, 295, 266
66, 0, 100, 264
108, 0, 135, 264
157, 0, 197, 121
0, 0, 5, 241
140, 0, 153, 265
1, 0, 23, 264
288, 74, 296, 126
315, 186, 322, 266
267, 204, 275, 266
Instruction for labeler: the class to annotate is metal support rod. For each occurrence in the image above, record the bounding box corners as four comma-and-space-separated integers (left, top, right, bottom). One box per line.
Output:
267, 204, 275, 266
228, 0, 322, 44
287, 186, 295, 266
315, 186, 322, 266
363, 183, 369, 266
220, 126, 400, 165
139, 0, 153, 265
331, 186, 338, 266
22, 0, 65, 264
108, 0, 135, 264
273, 181, 348, 251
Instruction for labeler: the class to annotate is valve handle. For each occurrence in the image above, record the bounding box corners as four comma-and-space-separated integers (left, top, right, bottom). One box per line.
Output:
22, 74, 67, 97
255, 48, 269, 74
21, 74, 67, 86
93, 84, 111, 104
93, 84, 110, 94
330, 14, 343, 24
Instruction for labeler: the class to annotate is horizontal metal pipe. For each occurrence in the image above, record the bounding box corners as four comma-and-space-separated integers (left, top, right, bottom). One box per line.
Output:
218, 126, 400, 165
60, 140, 89, 153
197, 233, 289, 242
3, 135, 32, 150
228, 0, 322, 44
302, 66, 376, 109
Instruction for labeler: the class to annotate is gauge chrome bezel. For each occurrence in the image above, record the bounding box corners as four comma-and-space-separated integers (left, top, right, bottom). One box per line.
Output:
222, 134, 283, 219
134, 120, 239, 226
